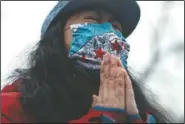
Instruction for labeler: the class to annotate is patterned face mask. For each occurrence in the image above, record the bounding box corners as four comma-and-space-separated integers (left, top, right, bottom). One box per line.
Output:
68, 22, 130, 74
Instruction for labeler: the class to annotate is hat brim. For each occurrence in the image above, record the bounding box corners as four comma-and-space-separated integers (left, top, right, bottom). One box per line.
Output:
41, 0, 140, 38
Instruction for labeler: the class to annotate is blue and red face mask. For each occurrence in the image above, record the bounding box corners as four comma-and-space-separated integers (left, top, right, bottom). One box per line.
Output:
68, 22, 130, 76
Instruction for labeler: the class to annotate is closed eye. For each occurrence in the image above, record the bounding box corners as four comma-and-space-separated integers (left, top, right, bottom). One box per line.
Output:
112, 23, 122, 32
84, 16, 100, 22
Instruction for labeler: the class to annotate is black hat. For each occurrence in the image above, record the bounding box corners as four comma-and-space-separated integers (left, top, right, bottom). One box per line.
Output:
41, 0, 140, 38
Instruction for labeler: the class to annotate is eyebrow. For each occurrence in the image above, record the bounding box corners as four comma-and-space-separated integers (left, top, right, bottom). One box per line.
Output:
95, 10, 122, 31
96, 10, 121, 24
79, 8, 123, 30
85, 10, 102, 22
109, 17, 119, 23
96, 10, 103, 20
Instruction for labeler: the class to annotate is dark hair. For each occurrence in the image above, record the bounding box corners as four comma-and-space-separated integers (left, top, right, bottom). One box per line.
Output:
8, 10, 170, 123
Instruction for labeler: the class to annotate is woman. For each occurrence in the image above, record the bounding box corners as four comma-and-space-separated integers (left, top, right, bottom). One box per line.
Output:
1, 0, 169, 123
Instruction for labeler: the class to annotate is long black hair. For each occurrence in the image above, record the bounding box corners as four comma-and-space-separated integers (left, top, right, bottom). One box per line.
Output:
6, 9, 171, 123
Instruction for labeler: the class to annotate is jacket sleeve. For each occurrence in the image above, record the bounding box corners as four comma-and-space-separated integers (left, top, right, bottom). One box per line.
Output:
1, 113, 14, 123
1, 92, 33, 123
69, 106, 156, 123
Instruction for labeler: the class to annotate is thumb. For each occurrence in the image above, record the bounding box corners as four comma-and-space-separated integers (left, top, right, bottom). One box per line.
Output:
92, 95, 99, 107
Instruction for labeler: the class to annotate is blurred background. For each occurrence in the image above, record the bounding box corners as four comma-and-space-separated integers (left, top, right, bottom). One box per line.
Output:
1, 1, 184, 122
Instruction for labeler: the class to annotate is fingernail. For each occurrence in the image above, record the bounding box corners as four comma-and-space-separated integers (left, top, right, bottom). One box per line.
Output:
103, 53, 109, 62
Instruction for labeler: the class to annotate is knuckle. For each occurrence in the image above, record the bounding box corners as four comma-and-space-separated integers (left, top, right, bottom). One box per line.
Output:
110, 67, 119, 77
104, 69, 110, 77
110, 60, 117, 66
121, 68, 127, 73
119, 68, 126, 76
116, 78, 123, 84
108, 79, 114, 84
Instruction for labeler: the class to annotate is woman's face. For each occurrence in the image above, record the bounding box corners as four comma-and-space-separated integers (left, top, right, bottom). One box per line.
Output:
64, 9, 122, 51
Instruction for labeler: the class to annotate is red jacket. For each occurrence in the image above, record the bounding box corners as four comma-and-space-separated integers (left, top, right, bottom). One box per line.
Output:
1, 80, 156, 123
1, 80, 35, 123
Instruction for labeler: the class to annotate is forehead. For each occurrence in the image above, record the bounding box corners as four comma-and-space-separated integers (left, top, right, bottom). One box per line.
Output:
69, 7, 121, 22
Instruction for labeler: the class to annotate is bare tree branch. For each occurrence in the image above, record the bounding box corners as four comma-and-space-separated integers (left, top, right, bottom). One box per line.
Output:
142, 1, 175, 81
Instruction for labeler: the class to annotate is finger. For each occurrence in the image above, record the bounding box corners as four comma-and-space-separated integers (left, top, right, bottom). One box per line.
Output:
103, 55, 117, 106
99, 55, 108, 96
110, 67, 123, 79
103, 54, 111, 78
115, 72, 126, 109
117, 58, 123, 67
110, 55, 123, 67
109, 54, 118, 68
107, 80, 115, 105
101, 53, 110, 73
99, 54, 110, 104
102, 80, 109, 106
109, 55, 120, 80
100, 54, 110, 83
99, 61, 104, 96
125, 73, 138, 114
125, 73, 134, 101
115, 87, 125, 108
